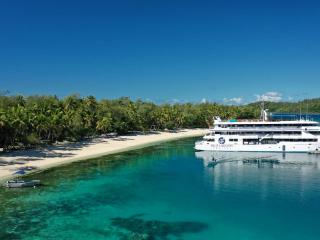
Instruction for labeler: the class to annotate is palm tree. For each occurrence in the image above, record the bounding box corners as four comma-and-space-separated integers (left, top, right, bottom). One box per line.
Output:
96, 115, 112, 133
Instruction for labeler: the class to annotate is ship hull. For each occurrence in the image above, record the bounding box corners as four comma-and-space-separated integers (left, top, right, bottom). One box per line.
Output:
195, 141, 320, 153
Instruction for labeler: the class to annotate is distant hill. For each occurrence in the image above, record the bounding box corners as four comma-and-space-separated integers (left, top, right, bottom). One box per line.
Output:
246, 98, 320, 114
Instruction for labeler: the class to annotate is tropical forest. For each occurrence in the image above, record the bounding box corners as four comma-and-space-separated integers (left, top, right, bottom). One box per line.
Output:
1, 94, 320, 151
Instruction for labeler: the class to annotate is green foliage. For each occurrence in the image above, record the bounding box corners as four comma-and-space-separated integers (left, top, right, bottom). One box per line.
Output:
25, 133, 41, 146
96, 114, 112, 133
1, 94, 320, 150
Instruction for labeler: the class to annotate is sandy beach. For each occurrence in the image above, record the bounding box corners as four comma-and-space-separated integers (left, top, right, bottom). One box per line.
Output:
0, 129, 208, 181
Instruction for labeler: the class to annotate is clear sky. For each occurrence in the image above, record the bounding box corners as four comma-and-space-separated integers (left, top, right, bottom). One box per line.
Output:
1, 0, 320, 104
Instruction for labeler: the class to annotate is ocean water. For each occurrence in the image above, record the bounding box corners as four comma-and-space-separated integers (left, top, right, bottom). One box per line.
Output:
1, 138, 320, 240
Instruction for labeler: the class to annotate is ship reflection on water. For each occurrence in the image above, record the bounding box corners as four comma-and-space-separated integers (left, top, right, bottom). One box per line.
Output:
195, 151, 320, 202
195, 151, 320, 170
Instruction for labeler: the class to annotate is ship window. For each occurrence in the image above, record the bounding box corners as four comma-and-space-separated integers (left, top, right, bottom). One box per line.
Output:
275, 138, 318, 142
261, 138, 318, 144
261, 139, 278, 144
310, 131, 320, 135
243, 139, 259, 145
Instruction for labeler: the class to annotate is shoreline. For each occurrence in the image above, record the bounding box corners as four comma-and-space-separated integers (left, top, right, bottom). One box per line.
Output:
0, 129, 208, 182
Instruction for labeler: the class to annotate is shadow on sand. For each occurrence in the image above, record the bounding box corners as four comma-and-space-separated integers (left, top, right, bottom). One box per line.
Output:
0, 130, 187, 168
0, 138, 110, 167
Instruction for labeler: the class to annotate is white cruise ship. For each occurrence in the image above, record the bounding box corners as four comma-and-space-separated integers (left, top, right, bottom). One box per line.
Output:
195, 108, 320, 153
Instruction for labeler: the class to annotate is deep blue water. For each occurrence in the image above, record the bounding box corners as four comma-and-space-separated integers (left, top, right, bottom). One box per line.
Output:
1, 138, 320, 239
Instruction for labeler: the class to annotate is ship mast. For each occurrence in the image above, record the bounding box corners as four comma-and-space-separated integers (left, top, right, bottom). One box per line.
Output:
260, 101, 268, 122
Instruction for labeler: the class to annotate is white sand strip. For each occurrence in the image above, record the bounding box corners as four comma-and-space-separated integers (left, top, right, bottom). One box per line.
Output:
0, 129, 208, 181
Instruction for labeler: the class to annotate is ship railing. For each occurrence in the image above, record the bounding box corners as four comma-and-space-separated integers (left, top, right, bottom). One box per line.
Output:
214, 127, 308, 131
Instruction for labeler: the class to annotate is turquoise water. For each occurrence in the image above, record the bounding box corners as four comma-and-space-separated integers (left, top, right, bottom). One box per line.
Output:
1, 138, 320, 239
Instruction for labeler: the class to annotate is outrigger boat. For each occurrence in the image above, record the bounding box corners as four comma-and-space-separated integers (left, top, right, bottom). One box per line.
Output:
5, 179, 41, 188
3, 167, 41, 188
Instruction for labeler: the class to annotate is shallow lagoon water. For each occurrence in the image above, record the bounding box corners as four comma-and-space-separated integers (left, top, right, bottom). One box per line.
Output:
1, 138, 320, 239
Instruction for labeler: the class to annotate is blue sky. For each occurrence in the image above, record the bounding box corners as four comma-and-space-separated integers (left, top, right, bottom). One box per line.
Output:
1, 0, 320, 104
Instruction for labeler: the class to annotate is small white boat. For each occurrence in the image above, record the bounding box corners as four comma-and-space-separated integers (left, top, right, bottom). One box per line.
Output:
5, 180, 41, 188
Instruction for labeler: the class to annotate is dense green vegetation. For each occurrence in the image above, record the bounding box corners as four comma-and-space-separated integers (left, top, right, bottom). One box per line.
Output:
1, 94, 320, 151
247, 98, 320, 113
